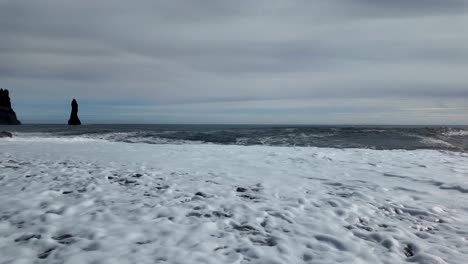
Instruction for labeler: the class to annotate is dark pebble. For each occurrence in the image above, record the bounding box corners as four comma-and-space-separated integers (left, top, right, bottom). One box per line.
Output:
236, 187, 248, 193
404, 245, 414, 257
240, 194, 256, 200
125, 179, 137, 184
52, 234, 73, 240
38, 248, 55, 259
14, 234, 41, 242
195, 192, 207, 197
213, 211, 232, 218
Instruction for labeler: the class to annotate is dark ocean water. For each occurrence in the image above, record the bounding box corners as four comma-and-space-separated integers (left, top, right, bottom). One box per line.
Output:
1, 124, 468, 151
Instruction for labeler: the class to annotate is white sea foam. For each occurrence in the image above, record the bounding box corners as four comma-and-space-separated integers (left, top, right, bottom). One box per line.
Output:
91, 132, 203, 145
1, 138, 467, 264
4, 133, 104, 143
443, 130, 468, 137
417, 136, 454, 148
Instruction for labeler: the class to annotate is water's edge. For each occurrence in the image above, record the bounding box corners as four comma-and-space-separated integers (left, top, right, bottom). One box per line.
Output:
1, 124, 467, 151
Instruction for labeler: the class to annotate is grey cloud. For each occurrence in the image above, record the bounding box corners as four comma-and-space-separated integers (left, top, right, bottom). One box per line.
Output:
1, 0, 467, 123
340, 0, 468, 14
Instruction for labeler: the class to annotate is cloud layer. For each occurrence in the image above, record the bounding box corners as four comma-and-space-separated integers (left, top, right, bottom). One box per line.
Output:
1, 0, 467, 124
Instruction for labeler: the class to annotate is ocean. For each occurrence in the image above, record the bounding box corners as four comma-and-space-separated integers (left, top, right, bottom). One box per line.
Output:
2, 124, 468, 151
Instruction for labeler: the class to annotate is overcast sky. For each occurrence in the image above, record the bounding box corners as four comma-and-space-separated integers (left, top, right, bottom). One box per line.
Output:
1, 0, 467, 124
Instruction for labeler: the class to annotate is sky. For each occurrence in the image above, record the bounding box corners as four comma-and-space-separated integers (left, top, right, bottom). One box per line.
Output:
1, 0, 467, 125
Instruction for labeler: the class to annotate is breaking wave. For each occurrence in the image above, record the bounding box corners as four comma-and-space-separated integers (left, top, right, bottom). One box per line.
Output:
3, 125, 468, 151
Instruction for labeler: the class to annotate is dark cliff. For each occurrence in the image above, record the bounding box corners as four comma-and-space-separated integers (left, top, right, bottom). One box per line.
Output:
0, 89, 21, 125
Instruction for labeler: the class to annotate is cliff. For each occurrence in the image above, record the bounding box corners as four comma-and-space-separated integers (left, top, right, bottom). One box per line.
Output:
0, 89, 21, 125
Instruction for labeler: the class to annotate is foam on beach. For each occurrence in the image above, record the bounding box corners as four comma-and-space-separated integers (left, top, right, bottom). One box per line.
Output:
1, 137, 467, 263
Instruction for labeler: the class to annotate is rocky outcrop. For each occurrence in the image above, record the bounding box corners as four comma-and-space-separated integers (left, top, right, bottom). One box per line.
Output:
68, 99, 81, 125
0, 89, 21, 125
0, 131, 13, 138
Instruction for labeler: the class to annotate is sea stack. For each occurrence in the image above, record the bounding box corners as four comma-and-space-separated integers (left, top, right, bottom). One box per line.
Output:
68, 99, 82, 125
0, 88, 21, 125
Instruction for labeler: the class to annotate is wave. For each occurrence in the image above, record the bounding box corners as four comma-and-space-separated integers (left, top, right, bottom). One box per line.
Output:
3, 125, 467, 151
443, 130, 468, 137
416, 136, 454, 148
5, 133, 104, 143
